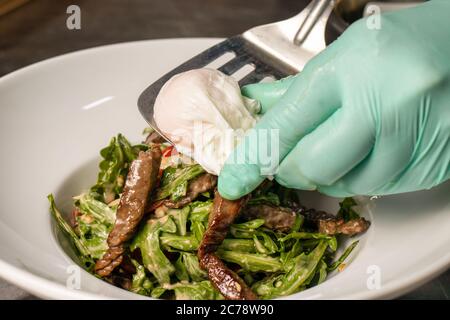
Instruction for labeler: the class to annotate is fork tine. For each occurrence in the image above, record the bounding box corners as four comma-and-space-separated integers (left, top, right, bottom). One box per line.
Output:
238, 64, 285, 86
218, 55, 253, 75
238, 69, 268, 86
155, 37, 244, 80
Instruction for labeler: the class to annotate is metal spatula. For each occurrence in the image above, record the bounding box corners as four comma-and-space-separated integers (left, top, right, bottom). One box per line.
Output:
138, 0, 335, 143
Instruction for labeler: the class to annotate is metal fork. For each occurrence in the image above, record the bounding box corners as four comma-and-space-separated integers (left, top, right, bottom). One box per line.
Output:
138, 0, 335, 143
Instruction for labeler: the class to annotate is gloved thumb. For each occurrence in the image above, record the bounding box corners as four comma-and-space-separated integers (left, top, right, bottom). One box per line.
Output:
241, 75, 298, 114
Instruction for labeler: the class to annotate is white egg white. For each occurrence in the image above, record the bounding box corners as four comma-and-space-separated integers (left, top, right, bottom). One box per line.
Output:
154, 68, 260, 175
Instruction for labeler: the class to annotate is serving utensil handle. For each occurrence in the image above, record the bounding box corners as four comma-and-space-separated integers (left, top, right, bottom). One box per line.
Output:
293, 0, 334, 45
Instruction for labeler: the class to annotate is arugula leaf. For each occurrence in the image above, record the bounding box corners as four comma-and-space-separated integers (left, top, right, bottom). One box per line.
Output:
76, 220, 110, 260
190, 220, 206, 243
252, 241, 328, 298
174, 254, 190, 282
253, 234, 269, 254
231, 219, 265, 230
179, 252, 207, 282
164, 281, 223, 300
290, 214, 304, 232
247, 192, 280, 206
315, 259, 328, 285
48, 194, 93, 266
217, 250, 283, 273
327, 240, 359, 272
130, 220, 176, 285
230, 228, 256, 239
91, 134, 147, 203
280, 240, 303, 270
220, 239, 256, 253
167, 206, 190, 236
337, 197, 360, 222
159, 233, 199, 251
171, 181, 188, 201
253, 232, 278, 254
280, 232, 331, 242
228, 219, 265, 239
189, 200, 212, 222
156, 164, 204, 201
71, 193, 118, 259
327, 236, 338, 252
77, 193, 115, 225
151, 287, 166, 298
130, 259, 153, 295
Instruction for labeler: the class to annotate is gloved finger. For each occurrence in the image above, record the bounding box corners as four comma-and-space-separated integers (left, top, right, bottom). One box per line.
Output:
219, 51, 342, 200
275, 107, 375, 190
327, 131, 416, 196
241, 75, 298, 114
317, 183, 355, 198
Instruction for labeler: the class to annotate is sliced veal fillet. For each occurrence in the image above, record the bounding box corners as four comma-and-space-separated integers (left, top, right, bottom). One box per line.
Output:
319, 218, 370, 236
95, 146, 162, 277
243, 204, 297, 232
163, 173, 217, 208
303, 208, 370, 236
198, 191, 258, 300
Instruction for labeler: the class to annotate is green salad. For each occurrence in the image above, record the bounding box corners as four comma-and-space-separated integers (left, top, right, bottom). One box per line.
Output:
49, 132, 370, 300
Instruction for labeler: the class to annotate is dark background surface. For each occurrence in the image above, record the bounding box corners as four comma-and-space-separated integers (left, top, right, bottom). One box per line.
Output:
0, 0, 448, 300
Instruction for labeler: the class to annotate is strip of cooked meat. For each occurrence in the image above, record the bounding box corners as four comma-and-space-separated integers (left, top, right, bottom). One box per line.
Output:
164, 173, 217, 208
95, 246, 124, 277
108, 147, 162, 246
198, 191, 246, 258
303, 208, 336, 224
243, 204, 297, 232
303, 208, 370, 236
319, 218, 370, 236
198, 191, 257, 300
95, 146, 162, 277
201, 253, 258, 300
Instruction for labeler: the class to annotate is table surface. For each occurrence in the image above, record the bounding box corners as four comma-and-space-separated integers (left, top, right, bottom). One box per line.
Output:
0, 0, 448, 300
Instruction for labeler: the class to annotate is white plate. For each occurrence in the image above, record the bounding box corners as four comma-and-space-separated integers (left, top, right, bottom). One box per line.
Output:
0, 38, 449, 300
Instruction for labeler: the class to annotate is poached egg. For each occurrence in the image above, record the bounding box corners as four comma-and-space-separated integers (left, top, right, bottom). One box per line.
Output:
153, 68, 260, 175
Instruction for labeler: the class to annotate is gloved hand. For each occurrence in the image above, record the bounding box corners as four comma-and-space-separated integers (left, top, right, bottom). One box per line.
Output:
219, 0, 450, 199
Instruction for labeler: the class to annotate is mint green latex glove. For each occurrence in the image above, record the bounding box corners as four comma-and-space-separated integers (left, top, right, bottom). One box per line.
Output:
219, 0, 450, 199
